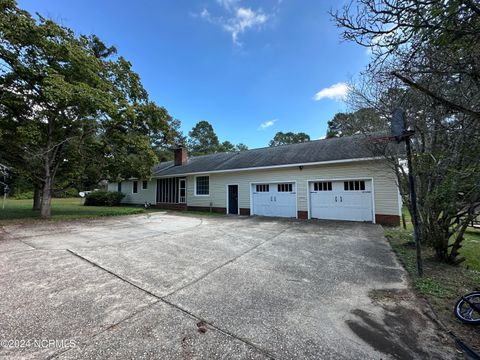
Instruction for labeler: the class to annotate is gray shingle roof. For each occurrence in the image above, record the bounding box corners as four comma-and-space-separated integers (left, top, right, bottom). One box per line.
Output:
152, 135, 388, 177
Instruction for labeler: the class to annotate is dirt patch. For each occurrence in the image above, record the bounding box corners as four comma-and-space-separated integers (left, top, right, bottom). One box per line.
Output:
387, 231, 480, 356
347, 289, 461, 359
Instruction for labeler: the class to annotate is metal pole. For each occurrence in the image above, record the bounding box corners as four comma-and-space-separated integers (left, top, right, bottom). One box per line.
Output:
405, 136, 423, 277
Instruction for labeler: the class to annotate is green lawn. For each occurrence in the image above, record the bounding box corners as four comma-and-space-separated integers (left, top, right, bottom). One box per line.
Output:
385, 209, 480, 350
399, 207, 480, 272
0, 197, 146, 224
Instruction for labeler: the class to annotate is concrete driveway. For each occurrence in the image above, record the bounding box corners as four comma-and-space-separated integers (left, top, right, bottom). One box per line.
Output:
0, 213, 455, 359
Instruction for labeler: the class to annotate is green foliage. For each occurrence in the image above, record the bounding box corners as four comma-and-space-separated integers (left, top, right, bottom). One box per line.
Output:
326, 108, 384, 138
331, 0, 480, 263
84, 191, 124, 206
187, 121, 248, 155
0, 1, 179, 217
219, 140, 236, 152
54, 188, 80, 198
236, 143, 249, 152
268, 132, 310, 147
12, 191, 34, 200
188, 121, 220, 155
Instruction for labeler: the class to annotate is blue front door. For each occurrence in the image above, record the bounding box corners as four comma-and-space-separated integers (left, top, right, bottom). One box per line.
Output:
228, 185, 238, 215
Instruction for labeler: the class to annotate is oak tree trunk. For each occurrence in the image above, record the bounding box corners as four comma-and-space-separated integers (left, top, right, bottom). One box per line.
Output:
40, 180, 51, 218
33, 183, 42, 211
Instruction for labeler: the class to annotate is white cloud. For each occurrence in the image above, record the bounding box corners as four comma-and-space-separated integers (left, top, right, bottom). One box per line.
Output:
258, 119, 277, 130
224, 7, 268, 44
199, 8, 210, 19
216, 0, 239, 11
314, 83, 350, 101
196, 1, 270, 45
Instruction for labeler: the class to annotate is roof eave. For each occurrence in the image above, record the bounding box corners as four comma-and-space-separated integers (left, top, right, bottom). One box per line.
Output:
152, 156, 384, 178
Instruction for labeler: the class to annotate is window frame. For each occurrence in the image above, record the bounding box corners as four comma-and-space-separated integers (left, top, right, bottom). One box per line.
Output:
142, 180, 148, 190
277, 183, 293, 192
255, 184, 270, 193
132, 180, 138, 194
194, 175, 210, 196
117, 182, 122, 193
344, 180, 366, 191
313, 181, 332, 191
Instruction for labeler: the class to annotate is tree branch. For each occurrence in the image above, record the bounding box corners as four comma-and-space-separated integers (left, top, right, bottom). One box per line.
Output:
391, 72, 480, 119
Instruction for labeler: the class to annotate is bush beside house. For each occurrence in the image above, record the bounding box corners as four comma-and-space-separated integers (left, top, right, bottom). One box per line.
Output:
84, 191, 124, 206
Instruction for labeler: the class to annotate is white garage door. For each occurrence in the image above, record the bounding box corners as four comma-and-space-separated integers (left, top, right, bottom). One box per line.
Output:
252, 183, 296, 218
309, 180, 373, 222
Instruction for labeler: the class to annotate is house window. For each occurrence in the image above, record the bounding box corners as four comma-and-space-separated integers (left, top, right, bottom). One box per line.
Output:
117, 182, 122, 192
195, 176, 209, 195
256, 184, 269, 192
277, 183, 293, 192
313, 182, 332, 191
344, 180, 365, 191
132, 180, 138, 194
142, 180, 148, 190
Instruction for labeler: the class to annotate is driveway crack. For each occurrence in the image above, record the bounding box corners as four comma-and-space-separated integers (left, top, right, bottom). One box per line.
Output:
65, 248, 277, 360
164, 228, 289, 298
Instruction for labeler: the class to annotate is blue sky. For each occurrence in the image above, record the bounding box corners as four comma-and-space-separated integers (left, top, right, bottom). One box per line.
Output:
18, 0, 368, 148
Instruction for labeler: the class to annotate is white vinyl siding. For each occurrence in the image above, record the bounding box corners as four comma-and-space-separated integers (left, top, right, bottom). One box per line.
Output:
185, 160, 400, 216
107, 180, 156, 204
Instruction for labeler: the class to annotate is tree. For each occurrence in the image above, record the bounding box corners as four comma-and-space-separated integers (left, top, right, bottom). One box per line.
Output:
218, 141, 236, 153
332, 0, 480, 265
332, 0, 480, 119
326, 108, 384, 138
0, 0, 177, 217
187, 121, 220, 155
187, 120, 246, 155
236, 143, 249, 152
268, 132, 310, 147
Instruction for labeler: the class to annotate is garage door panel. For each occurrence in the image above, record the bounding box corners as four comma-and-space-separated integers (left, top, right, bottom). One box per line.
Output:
252, 183, 296, 218
309, 180, 373, 222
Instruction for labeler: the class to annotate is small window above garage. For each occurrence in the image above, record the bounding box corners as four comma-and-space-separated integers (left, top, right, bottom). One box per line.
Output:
313, 182, 332, 191
344, 180, 365, 191
277, 183, 293, 192
256, 184, 269, 192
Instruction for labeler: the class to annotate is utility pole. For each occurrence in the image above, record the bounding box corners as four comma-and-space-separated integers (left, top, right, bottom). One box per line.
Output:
391, 109, 423, 277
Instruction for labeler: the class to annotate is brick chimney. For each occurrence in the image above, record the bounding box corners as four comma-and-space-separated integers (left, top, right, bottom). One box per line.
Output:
174, 145, 188, 166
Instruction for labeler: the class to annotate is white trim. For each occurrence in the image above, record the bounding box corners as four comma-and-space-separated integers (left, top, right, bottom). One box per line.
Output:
249, 180, 298, 219
179, 178, 187, 204
306, 177, 375, 223
226, 184, 240, 215
132, 180, 138, 194
141, 180, 148, 190
194, 175, 210, 197
154, 157, 382, 178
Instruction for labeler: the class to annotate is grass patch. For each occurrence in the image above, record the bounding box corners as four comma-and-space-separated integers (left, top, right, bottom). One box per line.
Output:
463, 228, 480, 271
0, 197, 146, 225
398, 208, 480, 272
385, 226, 480, 351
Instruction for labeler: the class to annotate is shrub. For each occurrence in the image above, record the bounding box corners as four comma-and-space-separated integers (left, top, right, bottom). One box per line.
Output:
53, 188, 80, 198
12, 191, 34, 200
84, 191, 124, 206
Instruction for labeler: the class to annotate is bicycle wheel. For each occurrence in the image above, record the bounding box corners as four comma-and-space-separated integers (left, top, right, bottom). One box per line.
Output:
455, 292, 480, 324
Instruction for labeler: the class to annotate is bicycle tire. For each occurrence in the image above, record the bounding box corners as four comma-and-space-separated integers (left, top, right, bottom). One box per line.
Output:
455, 292, 480, 325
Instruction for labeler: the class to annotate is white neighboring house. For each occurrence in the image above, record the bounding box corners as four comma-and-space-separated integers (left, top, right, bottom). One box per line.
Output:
107, 136, 402, 225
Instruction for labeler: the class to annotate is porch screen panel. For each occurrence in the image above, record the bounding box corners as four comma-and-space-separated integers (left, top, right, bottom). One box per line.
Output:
157, 178, 181, 203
